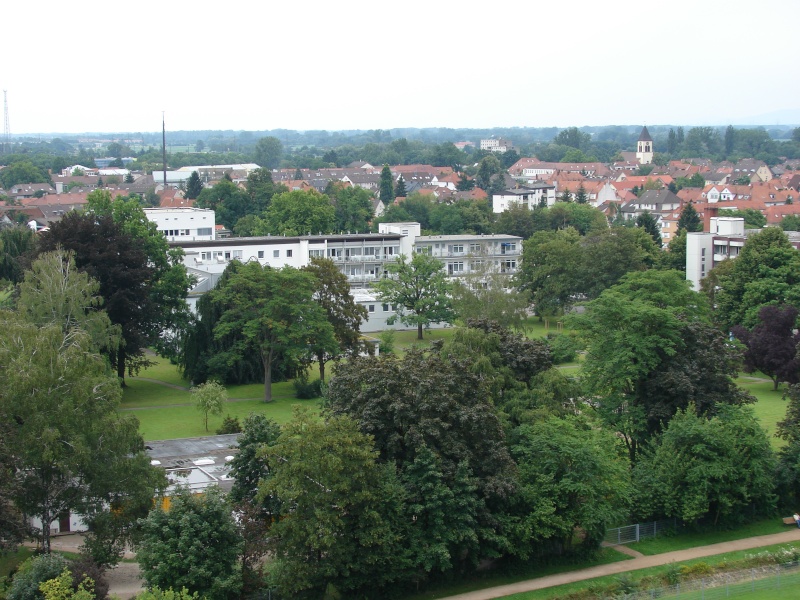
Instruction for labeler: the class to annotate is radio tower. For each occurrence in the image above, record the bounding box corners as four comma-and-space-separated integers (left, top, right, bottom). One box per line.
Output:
2, 90, 9, 155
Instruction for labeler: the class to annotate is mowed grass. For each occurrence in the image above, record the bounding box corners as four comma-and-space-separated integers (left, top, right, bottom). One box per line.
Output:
401, 547, 633, 600
497, 542, 800, 600
631, 517, 790, 555
737, 376, 790, 448
123, 357, 321, 441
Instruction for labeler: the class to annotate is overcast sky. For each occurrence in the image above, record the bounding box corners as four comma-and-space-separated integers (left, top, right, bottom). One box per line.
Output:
4, 0, 799, 135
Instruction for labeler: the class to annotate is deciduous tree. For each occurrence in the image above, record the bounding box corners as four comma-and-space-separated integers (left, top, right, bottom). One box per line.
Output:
136, 487, 242, 600
373, 252, 455, 339
732, 304, 800, 390
191, 381, 227, 432
252, 189, 335, 236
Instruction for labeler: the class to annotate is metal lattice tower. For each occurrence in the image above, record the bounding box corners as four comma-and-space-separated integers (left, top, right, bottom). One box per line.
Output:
2, 90, 9, 154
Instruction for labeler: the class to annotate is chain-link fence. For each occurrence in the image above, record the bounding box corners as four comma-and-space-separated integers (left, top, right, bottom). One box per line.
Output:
604, 518, 680, 546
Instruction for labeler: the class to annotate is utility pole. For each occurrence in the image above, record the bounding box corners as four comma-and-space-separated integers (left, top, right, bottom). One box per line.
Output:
162, 111, 167, 188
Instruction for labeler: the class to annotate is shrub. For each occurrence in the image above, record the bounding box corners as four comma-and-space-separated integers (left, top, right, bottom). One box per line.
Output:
293, 377, 323, 400
7, 554, 68, 600
546, 332, 579, 364
216, 415, 242, 435
378, 330, 396, 355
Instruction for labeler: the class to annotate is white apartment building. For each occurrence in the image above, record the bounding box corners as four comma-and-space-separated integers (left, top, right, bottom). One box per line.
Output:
414, 234, 522, 277
144, 207, 216, 242
493, 184, 557, 213
480, 138, 513, 153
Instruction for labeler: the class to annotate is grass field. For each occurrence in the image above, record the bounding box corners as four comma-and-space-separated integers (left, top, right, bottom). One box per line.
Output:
497, 542, 800, 600
737, 377, 790, 447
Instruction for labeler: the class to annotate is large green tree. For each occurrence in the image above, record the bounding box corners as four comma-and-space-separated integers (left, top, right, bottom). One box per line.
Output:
0, 312, 160, 554
327, 182, 374, 233
634, 405, 775, 526
712, 227, 800, 329
208, 261, 335, 402
195, 178, 252, 230
136, 487, 242, 600
302, 257, 367, 381
252, 189, 336, 236
373, 252, 456, 339
260, 408, 408, 598
184, 171, 203, 199
571, 270, 750, 461
677, 201, 703, 233
379, 164, 395, 202
253, 136, 283, 169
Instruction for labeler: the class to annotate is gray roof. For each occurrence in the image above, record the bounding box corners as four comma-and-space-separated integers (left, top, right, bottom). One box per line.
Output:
638, 126, 653, 142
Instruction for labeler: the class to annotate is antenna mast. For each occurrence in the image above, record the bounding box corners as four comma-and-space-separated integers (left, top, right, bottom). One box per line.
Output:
3, 90, 9, 155
162, 111, 167, 188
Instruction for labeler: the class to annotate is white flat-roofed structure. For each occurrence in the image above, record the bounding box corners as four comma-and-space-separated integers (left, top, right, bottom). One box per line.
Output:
414, 233, 523, 277
493, 184, 556, 212
145, 207, 216, 242
353, 291, 452, 333
686, 218, 800, 290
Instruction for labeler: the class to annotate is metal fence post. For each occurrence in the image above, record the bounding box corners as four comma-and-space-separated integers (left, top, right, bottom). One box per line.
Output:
636, 523, 640, 543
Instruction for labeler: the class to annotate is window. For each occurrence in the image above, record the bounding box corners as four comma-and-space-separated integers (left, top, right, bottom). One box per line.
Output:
258, 251, 264, 259
418, 245, 432, 255
273, 250, 280, 258
501, 242, 516, 254
449, 244, 464, 254
382, 303, 390, 312
501, 260, 517, 272
364, 247, 377, 256
201, 252, 212, 261
287, 249, 293, 257
309, 249, 324, 257
469, 243, 482, 253
448, 262, 464, 275
232, 250, 242, 260
197, 227, 212, 236
368, 305, 375, 313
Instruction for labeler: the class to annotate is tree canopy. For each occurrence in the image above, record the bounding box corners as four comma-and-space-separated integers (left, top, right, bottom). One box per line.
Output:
252, 189, 336, 236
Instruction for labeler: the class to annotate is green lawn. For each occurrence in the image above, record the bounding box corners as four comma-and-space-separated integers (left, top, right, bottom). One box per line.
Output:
401, 547, 633, 600
498, 542, 800, 600
136, 355, 190, 387
630, 518, 790, 555
0, 547, 32, 579
737, 376, 790, 447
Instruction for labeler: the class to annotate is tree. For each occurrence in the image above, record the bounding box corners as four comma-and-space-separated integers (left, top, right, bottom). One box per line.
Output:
554, 127, 591, 149
6, 554, 69, 600
0, 312, 161, 554
252, 189, 335, 236
713, 227, 800, 329
0, 160, 49, 188
253, 136, 282, 169
184, 171, 203, 199
195, 178, 252, 230
517, 228, 583, 319
732, 304, 800, 390
191, 381, 227, 432
39, 193, 194, 381
302, 257, 367, 381
571, 270, 750, 461
719, 208, 767, 229
635, 210, 662, 246
574, 183, 588, 204
580, 227, 659, 299
0, 225, 37, 284
724, 125, 736, 156
667, 128, 677, 154
677, 201, 703, 233
634, 405, 775, 526
136, 487, 242, 600
476, 155, 502, 190
209, 261, 335, 402
260, 408, 408, 598
328, 183, 374, 233
781, 214, 800, 232
505, 415, 631, 557
451, 263, 531, 330
394, 174, 407, 197
228, 413, 282, 508
379, 163, 394, 202
124, 172, 134, 184
373, 253, 456, 340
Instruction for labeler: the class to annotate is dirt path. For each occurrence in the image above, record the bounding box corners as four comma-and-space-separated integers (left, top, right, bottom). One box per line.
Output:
439, 529, 800, 600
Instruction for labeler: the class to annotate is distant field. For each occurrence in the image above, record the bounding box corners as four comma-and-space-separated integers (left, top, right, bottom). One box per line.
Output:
737, 376, 790, 448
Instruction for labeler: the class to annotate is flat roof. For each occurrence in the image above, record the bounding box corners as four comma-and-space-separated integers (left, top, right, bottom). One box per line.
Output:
171, 232, 403, 249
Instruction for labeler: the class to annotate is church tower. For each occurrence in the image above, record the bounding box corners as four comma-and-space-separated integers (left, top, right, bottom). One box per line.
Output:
636, 126, 653, 165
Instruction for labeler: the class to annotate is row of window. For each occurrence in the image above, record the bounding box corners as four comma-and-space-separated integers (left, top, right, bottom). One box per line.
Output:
162, 228, 213, 237
366, 304, 396, 313
417, 242, 517, 254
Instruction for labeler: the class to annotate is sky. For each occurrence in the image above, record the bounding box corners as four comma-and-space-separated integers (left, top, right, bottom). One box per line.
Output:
4, 0, 799, 135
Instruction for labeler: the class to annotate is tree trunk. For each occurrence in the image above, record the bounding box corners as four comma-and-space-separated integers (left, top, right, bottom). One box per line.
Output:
263, 351, 273, 403
318, 351, 325, 382
773, 377, 780, 391
417, 323, 423, 340
40, 505, 52, 554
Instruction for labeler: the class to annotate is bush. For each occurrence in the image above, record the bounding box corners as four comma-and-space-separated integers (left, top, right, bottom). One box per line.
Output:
216, 415, 242, 435
293, 377, 323, 400
546, 332, 579, 364
7, 554, 68, 600
378, 330, 395, 355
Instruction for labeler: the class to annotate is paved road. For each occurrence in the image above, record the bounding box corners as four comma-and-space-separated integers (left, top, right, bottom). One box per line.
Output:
439, 529, 800, 600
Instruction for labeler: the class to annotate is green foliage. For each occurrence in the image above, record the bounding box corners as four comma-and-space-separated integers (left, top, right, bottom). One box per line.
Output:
215, 415, 242, 435
7, 554, 68, 600
677, 201, 703, 233
253, 136, 282, 168
374, 253, 456, 340
38, 568, 93, 600
712, 227, 800, 329
377, 329, 395, 354
0, 160, 50, 188
132, 588, 199, 600
781, 214, 800, 231
634, 405, 776, 525
0, 312, 162, 555
327, 183, 374, 233
292, 375, 323, 399
719, 208, 767, 229
229, 412, 282, 508
184, 171, 203, 199
195, 178, 251, 230
379, 163, 394, 202
0, 226, 37, 284
261, 408, 408, 598
635, 210, 662, 246
136, 487, 242, 600
202, 261, 336, 402
451, 265, 530, 330
546, 332, 579, 364
252, 189, 336, 236
191, 381, 227, 432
